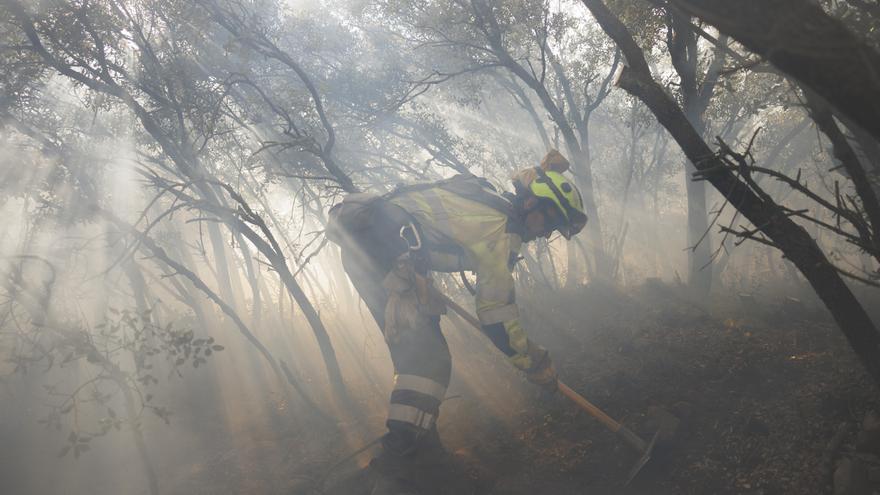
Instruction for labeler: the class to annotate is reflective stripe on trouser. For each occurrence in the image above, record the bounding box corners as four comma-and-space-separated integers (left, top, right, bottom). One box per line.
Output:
339, 225, 452, 438
387, 373, 448, 431
383, 315, 450, 433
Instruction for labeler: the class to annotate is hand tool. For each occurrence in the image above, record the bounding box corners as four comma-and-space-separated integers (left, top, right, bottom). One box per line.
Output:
437, 291, 660, 484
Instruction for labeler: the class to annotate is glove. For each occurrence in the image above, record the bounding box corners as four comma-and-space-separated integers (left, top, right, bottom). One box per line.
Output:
521, 341, 558, 393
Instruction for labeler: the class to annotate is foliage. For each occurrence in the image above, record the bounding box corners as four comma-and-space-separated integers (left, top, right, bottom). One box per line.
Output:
3, 281, 223, 459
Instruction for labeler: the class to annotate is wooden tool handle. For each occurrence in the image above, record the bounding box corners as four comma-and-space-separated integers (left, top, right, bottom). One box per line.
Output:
557, 380, 621, 433
442, 293, 482, 329
437, 288, 648, 452
442, 291, 622, 432
559, 381, 647, 452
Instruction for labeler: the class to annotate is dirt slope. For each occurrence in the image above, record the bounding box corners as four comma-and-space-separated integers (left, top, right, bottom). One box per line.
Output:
323, 281, 878, 495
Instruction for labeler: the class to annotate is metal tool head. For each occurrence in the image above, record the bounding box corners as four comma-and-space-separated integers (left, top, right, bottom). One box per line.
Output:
624, 429, 660, 486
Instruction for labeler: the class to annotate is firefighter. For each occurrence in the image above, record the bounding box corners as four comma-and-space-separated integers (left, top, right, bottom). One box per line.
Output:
326, 149, 587, 494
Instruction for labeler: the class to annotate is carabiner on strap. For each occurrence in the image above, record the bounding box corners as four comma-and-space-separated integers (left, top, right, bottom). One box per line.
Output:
399, 222, 422, 251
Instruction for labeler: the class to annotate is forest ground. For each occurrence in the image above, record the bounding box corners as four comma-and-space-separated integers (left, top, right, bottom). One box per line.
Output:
458, 280, 880, 495
168, 279, 880, 495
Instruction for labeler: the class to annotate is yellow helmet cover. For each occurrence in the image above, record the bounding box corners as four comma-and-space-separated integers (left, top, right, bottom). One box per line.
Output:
528, 168, 587, 239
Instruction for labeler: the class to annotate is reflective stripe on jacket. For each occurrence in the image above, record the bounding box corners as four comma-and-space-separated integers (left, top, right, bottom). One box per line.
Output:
388, 183, 530, 358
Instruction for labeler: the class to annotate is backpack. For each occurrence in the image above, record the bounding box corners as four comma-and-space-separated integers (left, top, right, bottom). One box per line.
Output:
325, 192, 383, 244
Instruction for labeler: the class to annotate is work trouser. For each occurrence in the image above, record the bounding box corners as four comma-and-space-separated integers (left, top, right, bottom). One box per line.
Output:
335, 201, 452, 455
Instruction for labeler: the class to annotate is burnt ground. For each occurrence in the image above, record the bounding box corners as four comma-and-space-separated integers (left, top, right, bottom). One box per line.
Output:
156, 280, 880, 495
482, 281, 879, 495
318, 280, 880, 495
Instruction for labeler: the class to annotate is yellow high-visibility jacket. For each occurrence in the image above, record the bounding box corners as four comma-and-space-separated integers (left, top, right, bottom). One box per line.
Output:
388, 179, 534, 368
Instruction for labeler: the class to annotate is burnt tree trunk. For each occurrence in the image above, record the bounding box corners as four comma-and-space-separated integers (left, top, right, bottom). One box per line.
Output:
582, 0, 880, 386
666, 0, 880, 144
666, 10, 727, 297
803, 88, 880, 260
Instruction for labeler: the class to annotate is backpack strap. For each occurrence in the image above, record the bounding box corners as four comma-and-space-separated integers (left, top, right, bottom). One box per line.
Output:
386, 174, 525, 237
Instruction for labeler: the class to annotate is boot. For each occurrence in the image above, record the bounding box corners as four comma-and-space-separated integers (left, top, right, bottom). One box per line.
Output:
368, 428, 474, 495
367, 450, 421, 495
369, 473, 420, 495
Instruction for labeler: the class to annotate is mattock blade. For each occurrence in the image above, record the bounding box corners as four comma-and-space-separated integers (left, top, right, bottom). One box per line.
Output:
625, 430, 660, 486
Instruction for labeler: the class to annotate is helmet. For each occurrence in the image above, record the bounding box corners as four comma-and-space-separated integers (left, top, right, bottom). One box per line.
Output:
528, 168, 588, 239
